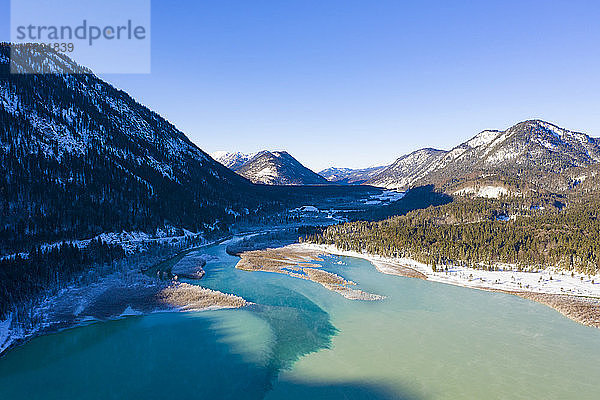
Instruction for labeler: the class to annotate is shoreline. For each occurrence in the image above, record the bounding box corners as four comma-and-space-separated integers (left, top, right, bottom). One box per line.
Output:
296, 243, 600, 329
0, 274, 249, 358
0, 228, 296, 358
0, 281, 248, 358
4, 233, 600, 357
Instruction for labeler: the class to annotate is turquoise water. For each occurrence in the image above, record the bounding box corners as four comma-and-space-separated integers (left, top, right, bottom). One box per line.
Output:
1, 241, 600, 399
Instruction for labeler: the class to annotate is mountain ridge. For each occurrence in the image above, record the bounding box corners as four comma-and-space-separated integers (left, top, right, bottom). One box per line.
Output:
366, 120, 600, 192
214, 150, 328, 185
319, 166, 387, 185
0, 43, 271, 252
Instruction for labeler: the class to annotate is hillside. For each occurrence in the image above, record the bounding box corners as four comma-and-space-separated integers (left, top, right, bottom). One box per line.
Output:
367, 121, 600, 193
0, 44, 274, 253
233, 150, 328, 185
366, 148, 447, 189
319, 166, 387, 185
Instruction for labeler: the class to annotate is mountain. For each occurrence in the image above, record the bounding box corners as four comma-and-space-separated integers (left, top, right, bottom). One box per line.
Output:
319, 166, 387, 185
0, 44, 272, 253
366, 148, 447, 189
211, 151, 255, 170
367, 120, 600, 192
234, 151, 328, 185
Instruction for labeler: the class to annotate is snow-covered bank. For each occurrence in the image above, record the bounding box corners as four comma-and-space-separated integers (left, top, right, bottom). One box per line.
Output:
0, 233, 254, 357
297, 243, 600, 327
0, 270, 251, 357
298, 243, 600, 298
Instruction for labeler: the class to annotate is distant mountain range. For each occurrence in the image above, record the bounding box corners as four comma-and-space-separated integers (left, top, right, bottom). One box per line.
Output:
321, 120, 600, 195
319, 166, 387, 185
213, 150, 328, 185
4, 43, 600, 251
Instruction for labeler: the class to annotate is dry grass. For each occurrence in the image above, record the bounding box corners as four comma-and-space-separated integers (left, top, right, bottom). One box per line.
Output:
158, 283, 248, 311
304, 267, 350, 285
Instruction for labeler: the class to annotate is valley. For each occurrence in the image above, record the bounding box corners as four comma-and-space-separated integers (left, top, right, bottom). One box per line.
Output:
2, 42, 600, 400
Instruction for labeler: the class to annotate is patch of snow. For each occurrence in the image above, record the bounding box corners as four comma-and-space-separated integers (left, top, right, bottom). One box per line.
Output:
289, 205, 319, 213
483, 132, 510, 156
478, 185, 509, 198
211, 151, 229, 159
454, 185, 509, 199
211, 151, 256, 169
467, 130, 500, 148
120, 306, 143, 317
485, 145, 522, 164
1, 229, 205, 261
537, 138, 558, 151
362, 190, 406, 204
454, 186, 476, 196
256, 167, 277, 178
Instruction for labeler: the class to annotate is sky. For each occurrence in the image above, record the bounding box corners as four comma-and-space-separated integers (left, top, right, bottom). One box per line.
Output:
2, 0, 600, 170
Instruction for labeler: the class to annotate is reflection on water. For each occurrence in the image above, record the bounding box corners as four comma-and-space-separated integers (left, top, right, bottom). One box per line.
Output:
1, 241, 600, 400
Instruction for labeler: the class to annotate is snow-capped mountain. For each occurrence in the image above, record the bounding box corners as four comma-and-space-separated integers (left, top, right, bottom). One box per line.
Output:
319, 166, 387, 185
368, 120, 600, 190
366, 148, 447, 189
235, 151, 328, 185
211, 151, 256, 170
0, 44, 264, 252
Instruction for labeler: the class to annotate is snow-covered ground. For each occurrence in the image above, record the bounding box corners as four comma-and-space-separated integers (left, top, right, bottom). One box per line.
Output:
300, 243, 600, 298
288, 205, 355, 223
289, 205, 319, 213
0, 229, 215, 356
361, 190, 406, 205
1, 228, 204, 261
454, 185, 511, 199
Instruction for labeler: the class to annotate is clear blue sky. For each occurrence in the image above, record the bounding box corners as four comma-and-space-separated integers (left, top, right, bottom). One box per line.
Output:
3, 0, 600, 170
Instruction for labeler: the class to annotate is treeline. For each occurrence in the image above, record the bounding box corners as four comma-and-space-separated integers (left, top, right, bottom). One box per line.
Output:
304, 197, 600, 275
0, 239, 125, 317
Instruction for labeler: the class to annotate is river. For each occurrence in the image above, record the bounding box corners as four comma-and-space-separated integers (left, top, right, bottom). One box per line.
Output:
1, 237, 599, 399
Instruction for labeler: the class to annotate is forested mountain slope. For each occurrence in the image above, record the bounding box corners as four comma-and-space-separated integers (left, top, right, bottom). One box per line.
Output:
366, 148, 447, 189
368, 120, 600, 192
305, 195, 600, 275
0, 44, 274, 254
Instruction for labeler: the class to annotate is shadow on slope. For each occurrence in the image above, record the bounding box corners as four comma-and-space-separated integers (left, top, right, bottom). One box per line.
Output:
352, 184, 453, 222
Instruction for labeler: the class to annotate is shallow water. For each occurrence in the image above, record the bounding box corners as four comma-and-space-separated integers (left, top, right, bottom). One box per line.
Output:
1, 240, 599, 399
